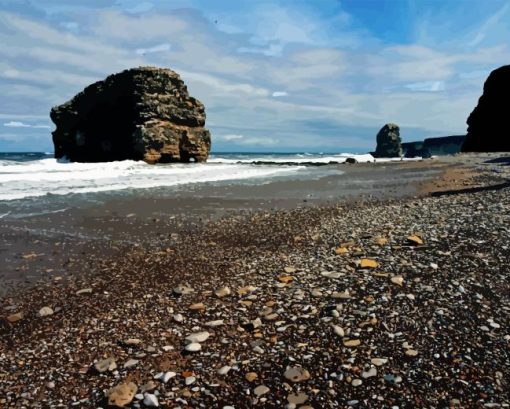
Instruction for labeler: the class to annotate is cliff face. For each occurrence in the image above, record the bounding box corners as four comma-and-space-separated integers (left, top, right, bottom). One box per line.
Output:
462, 65, 510, 152
50, 67, 211, 163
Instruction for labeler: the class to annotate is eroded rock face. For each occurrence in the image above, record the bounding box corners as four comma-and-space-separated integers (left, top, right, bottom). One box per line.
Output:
373, 123, 402, 158
50, 67, 211, 163
462, 65, 510, 152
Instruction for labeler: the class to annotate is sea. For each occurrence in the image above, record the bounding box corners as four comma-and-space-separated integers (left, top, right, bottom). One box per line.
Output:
0, 151, 415, 217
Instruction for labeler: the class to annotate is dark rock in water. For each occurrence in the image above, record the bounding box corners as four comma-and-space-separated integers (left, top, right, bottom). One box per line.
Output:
403, 135, 466, 158
402, 141, 428, 158
424, 135, 465, 156
50, 67, 211, 163
345, 157, 357, 164
373, 123, 402, 158
462, 65, 510, 152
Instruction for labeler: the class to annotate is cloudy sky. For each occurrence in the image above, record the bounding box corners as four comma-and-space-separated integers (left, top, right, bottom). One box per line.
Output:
0, 0, 509, 152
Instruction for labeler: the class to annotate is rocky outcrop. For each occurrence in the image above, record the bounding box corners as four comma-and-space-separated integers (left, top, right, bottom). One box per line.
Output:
462, 65, 510, 152
373, 123, 402, 158
50, 67, 211, 163
403, 135, 466, 158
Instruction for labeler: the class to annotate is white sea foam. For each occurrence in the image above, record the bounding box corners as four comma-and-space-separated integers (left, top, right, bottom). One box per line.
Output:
208, 153, 374, 164
0, 159, 305, 201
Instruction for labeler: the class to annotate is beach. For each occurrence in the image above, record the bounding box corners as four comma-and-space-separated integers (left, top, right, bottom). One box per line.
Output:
1, 153, 509, 408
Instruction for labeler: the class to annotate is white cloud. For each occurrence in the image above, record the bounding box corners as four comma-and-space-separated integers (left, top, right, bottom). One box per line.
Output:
135, 43, 171, 55
405, 81, 445, 92
4, 121, 50, 129
272, 91, 288, 97
220, 134, 244, 141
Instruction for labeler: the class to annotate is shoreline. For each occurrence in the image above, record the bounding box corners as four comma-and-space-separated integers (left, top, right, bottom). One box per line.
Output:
0, 154, 506, 298
0, 153, 509, 408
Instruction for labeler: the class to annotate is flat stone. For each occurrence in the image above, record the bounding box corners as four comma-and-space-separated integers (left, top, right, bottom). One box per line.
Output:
217, 366, 231, 375
6, 312, 23, 323
332, 325, 345, 337
107, 382, 137, 408
362, 367, 377, 378
215, 287, 231, 298
343, 339, 361, 347
407, 235, 423, 245
76, 288, 92, 295
189, 303, 205, 311
94, 357, 117, 373
185, 343, 201, 352
284, 366, 311, 383
254, 385, 270, 396
391, 276, 404, 286
38, 306, 54, 317
143, 393, 159, 407
206, 320, 224, 327
185, 331, 210, 343
123, 359, 139, 368
124, 338, 142, 345
360, 259, 378, 269
288, 392, 308, 404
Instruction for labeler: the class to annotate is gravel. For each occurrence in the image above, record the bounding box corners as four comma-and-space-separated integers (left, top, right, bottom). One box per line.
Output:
1, 171, 509, 408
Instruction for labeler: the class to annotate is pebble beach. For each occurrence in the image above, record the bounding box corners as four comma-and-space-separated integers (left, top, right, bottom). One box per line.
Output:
1, 155, 509, 408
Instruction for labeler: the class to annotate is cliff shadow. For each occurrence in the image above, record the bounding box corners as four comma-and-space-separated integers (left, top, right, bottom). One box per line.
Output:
430, 180, 510, 197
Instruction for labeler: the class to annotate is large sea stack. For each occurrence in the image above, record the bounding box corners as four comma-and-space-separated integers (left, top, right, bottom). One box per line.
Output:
373, 123, 402, 158
50, 67, 211, 163
462, 65, 510, 152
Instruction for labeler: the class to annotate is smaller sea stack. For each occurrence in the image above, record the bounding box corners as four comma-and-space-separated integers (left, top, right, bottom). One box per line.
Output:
373, 123, 402, 158
462, 65, 510, 152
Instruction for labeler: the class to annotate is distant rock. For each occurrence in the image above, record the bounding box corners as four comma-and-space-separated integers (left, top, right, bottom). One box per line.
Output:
373, 123, 402, 158
402, 135, 466, 158
51, 67, 211, 163
462, 65, 510, 152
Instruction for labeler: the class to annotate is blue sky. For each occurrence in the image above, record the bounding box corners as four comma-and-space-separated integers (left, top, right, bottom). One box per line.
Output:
0, 0, 509, 152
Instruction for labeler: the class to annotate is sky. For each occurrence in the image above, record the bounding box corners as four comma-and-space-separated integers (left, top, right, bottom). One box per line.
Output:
0, 0, 509, 153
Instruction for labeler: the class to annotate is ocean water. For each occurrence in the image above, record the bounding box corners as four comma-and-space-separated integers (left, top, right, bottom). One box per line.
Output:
0, 152, 388, 202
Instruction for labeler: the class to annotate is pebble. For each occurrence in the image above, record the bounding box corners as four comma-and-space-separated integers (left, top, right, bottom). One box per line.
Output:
343, 339, 361, 347
215, 286, 231, 298
245, 372, 258, 382
6, 312, 23, 323
206, 319, 224, 327
143, 393, 159, 407
185, 376, 196, 385
217, 366, 231, 375
107, 382, 137, 407
254, 385, 270, 396
352, 379, 362, 386
123, 359, 139, 368
75, 288, 92, 295
288, 392, 308, 405
361, 367, 377, 378
173, 313, 184, 322
371, 358, 388, 366
185, 331, 210, 343
38, 306, 54, 317
284, 366, 311, 382
94, 357, 117, 373
332, 325, 345, 337
185, 343, 201, 352
391, 276, 404, 286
